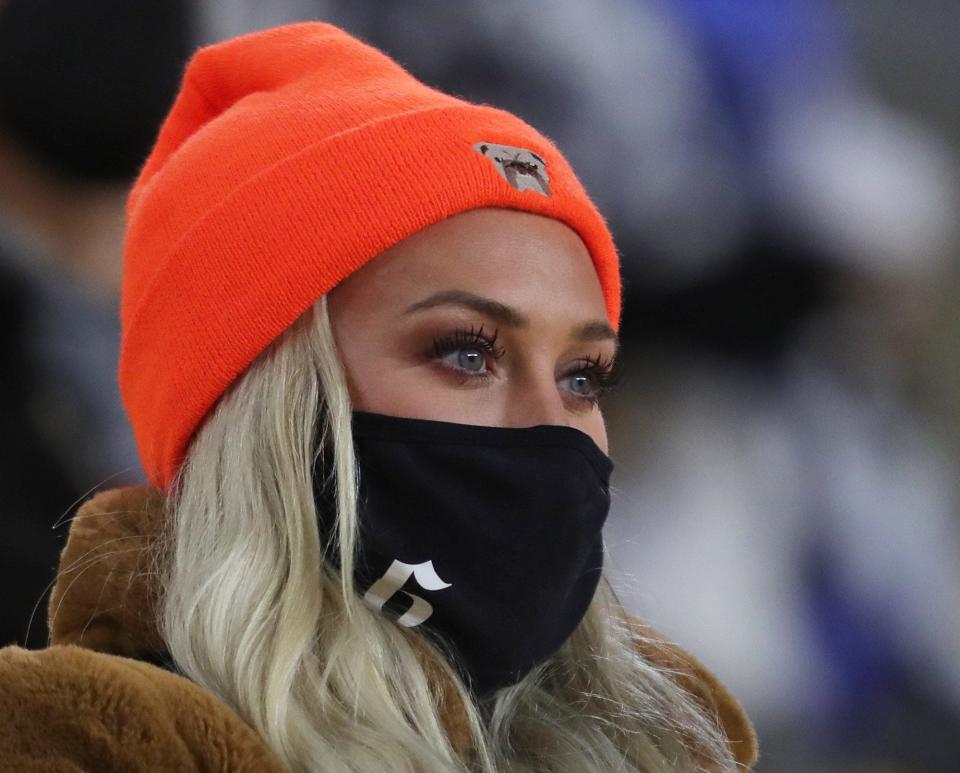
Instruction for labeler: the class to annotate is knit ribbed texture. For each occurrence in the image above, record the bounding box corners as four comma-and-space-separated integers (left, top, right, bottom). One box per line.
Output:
120, 22, 621, 490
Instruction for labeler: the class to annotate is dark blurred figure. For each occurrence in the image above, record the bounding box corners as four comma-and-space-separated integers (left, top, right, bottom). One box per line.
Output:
0, 0, 194, 648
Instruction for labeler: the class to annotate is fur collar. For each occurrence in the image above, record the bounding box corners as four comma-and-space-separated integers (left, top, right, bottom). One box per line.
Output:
48, 486, 757, 767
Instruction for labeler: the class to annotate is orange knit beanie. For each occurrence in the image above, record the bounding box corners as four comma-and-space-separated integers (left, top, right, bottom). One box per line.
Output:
121, 22, 621, 490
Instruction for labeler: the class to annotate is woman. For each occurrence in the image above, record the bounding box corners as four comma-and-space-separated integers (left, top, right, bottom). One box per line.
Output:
0, 22, 757, 772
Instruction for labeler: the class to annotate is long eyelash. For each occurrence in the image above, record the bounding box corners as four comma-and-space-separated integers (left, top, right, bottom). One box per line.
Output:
430, 324, 505, 361
568, 353, 621, 402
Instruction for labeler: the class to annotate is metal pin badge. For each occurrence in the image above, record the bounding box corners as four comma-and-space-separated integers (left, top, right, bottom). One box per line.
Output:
474, 142, 551, 196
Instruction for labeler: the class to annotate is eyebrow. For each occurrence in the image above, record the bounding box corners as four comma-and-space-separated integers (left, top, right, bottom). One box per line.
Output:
402, 290, 619, 348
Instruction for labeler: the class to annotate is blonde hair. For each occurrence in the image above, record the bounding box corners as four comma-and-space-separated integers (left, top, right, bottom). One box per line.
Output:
159, 297, 736, 772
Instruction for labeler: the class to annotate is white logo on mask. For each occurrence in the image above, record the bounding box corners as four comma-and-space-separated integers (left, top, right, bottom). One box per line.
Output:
362, 559, 452, 627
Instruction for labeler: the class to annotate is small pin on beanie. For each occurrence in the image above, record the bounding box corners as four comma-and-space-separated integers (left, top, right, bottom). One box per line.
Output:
121, 22, 621, 490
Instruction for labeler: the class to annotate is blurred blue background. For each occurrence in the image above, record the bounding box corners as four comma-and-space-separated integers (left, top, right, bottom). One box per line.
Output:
2, 2, 959, 769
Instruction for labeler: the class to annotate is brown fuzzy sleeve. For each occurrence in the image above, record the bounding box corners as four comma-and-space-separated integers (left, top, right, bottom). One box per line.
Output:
0, 645, 284, 772
47, 485, 167, 655
626, 617, 759, 769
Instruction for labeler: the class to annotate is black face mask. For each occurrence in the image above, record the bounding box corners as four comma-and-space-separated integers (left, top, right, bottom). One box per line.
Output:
314, 411, 613, 697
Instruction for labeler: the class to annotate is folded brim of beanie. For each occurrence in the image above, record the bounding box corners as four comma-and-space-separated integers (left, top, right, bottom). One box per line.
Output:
120, 22, 621, 489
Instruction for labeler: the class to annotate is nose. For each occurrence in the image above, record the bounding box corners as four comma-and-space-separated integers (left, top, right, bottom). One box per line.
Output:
502, 369, 570, 429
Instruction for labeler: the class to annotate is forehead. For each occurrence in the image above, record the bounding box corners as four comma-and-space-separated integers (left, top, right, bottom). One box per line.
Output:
332, 208, 607, 318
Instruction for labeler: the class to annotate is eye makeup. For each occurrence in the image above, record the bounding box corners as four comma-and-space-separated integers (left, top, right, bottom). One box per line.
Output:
429, 323, 505, 365
426, 323, 619, 405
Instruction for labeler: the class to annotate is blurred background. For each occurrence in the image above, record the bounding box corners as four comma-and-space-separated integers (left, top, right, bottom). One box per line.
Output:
2, 1, 959, 770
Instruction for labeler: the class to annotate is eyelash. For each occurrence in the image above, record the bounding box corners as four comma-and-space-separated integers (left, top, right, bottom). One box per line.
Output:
429, 325, 619, 405
430, 324, 505, 371
564, 353, 619, 404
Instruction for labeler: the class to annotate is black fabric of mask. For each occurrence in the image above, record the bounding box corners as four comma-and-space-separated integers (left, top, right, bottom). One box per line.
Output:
314, 411, 613, 697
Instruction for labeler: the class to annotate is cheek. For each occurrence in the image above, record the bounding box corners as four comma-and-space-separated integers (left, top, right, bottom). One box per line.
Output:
327, 304, 382, 410
347, 368, 434, 417
330, 333, 456, 419
353, 375, 507, 425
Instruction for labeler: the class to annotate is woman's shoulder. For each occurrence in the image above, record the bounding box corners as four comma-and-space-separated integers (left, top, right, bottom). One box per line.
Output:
625, 616, 759, 769
0, 644, 284, 772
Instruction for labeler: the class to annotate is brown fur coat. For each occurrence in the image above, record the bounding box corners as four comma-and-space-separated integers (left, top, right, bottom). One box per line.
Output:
0, 486, 757, 771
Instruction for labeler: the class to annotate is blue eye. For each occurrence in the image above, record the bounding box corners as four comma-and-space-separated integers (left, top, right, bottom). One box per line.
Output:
568, 373, 593, 395
431, 325, 504, 377
443, 348, 486, 373
560, 356, 618, 404
429, 327, 619, 404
